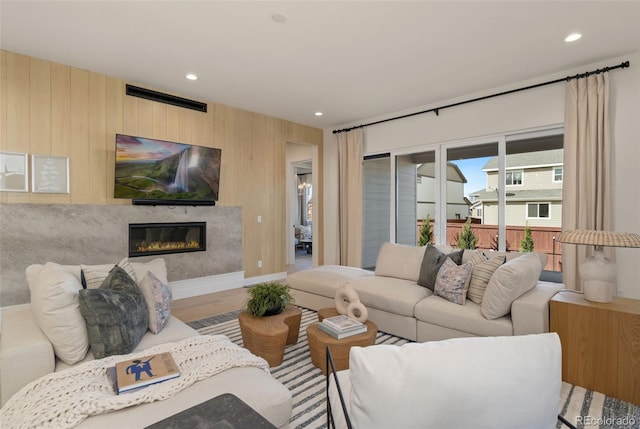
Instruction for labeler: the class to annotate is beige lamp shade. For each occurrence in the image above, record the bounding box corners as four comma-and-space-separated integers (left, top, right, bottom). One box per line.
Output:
557, 230, 640, 248
557, 229, 640, 303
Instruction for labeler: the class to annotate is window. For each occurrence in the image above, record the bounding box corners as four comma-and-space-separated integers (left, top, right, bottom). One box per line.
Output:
506, 170, 523, 185
476, 208, 483, 217
527, 203, 550, 219
553, 167, 563, 182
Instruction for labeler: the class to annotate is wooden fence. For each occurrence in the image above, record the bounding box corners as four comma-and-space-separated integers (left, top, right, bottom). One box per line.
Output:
417, 220, 562, 271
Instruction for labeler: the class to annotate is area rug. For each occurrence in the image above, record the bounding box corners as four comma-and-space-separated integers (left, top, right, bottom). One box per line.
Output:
189, 308, 639, 429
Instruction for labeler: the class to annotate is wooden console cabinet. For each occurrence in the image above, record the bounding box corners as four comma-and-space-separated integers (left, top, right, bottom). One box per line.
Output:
550, 291, 640, 404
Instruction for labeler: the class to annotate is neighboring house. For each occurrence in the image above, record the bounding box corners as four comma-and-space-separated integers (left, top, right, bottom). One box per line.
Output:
468, 149, 563, 227
417, 162, 469, 221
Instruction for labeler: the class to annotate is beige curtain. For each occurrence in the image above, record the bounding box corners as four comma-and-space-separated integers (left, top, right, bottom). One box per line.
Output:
562, 73, 613, 290
337, 128, 364, 267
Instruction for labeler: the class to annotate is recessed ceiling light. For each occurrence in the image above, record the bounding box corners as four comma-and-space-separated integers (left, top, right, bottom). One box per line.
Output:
186, 73, 198, 81
272, 13, 287, 23
565, 33, 582, 42
314, 112, 323, 117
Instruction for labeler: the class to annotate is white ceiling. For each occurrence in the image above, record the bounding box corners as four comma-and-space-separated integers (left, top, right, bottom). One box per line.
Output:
1, 1, 639, 129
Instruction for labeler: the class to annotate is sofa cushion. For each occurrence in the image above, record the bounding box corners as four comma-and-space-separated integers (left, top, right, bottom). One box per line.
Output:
78, 266, 149, 359
433, 259, 472, 305
414, 294, 513, 337
346, 334, 561, 429
417, 244, 463, 290
286, 265, 374, 297
374, 243, 425, 282
348, 276, 432, 317
27, 262, 89, 365
81, 257, 138, 289
481, 252, 543, 320
466, 252, 506, 305
464, 249, 547, 269
138, 270, 173, 334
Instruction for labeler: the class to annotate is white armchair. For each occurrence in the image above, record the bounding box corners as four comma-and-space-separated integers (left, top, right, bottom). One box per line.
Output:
327, 333, 575, 429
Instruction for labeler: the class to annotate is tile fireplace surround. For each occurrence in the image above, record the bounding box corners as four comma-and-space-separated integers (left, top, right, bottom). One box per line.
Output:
0, 204, 242, 307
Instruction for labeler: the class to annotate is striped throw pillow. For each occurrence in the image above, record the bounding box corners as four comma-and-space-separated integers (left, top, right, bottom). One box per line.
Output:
467, 252, 505, 305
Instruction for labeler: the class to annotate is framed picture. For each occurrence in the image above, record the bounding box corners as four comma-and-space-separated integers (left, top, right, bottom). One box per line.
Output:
0, 152, 29, 192
31, 155, 70, 193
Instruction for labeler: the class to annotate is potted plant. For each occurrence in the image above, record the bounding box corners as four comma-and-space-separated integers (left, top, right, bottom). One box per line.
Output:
244, 282, 294, 317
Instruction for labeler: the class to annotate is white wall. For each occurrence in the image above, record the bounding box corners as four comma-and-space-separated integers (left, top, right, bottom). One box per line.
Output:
323, 53, 640, 298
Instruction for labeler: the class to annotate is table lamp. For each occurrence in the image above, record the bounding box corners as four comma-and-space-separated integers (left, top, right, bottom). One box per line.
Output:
557, 230, 640, 302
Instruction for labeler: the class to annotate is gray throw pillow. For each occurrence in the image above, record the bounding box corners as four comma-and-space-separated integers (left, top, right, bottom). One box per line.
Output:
417, 244, 464, 290
79, 265, 149, 359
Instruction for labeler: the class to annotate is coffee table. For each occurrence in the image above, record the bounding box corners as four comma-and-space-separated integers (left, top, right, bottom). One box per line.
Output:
145, 393, 276, 429
307, 308, 377, 375
238, 306, 302, 367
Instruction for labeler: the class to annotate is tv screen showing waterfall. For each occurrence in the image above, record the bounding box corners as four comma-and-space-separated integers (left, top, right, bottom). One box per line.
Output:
114, 134, 221, 205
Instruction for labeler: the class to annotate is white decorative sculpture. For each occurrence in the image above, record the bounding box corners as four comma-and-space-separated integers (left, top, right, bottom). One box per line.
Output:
335, 285, 368, 323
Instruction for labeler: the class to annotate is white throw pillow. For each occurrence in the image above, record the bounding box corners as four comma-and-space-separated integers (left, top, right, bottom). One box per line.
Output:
138, 271, 173, 334
481, 253, 542, 320
130, 258, 168, 285
27, 262, 89, 364
81, 257, 137, 289
347, 334, 561, 429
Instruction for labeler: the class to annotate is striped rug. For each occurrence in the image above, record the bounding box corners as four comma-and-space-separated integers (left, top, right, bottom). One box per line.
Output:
190, 308, 639, 429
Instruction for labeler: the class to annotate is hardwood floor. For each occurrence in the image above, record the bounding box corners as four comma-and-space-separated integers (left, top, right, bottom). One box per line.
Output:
172, 254, 312, 323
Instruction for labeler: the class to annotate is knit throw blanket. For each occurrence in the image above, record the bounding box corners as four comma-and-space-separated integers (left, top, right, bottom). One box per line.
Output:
0, 335, 270, 429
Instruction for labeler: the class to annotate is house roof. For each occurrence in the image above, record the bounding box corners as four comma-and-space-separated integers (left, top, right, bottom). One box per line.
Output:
418, 162, 467, 183
1, 2, 638, 129
483, 149, 564, 171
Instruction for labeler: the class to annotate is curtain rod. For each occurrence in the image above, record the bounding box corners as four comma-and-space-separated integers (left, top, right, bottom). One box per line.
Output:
332, 60, 630, 134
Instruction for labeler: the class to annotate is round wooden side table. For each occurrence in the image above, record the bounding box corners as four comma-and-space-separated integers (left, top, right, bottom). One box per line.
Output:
307, 308, 377, 375
238, 306, 302, 367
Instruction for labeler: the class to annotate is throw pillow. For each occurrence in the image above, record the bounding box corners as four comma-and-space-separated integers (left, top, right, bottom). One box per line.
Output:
27, 262, 89, 364
78, 265, 149, 358
138, 270, 173, 334
130, 258, 168, 285
481, 253, 543, 320
81, 257, 138, 289
433, 259, 473, 305
466, 252, 506, 305
417, 244, 463, 290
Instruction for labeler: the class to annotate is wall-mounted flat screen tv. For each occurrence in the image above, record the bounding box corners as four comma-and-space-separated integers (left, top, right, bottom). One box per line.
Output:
115, 134, 221, 205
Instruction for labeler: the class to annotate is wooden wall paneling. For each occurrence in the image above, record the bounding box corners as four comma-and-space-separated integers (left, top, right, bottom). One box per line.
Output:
152, 102, 167, 140
136, 98, 153, 139
50, 62, 72, 204
0, 50, 6, 153
122, 90, 137, 136
219, 104, 237, 207
89, 73, 107, 204
105, 77, 124, 204
69, 68, 91, 203
3, 52, 30, 203
166, 105, 181, 143
29, 57, 53, 203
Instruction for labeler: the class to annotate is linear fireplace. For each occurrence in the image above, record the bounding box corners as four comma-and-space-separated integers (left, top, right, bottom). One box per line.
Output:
129, 222, 206, 257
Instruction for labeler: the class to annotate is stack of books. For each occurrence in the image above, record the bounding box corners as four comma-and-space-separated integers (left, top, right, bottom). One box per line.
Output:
107, 351, 181, 394
318, 315, 367, 339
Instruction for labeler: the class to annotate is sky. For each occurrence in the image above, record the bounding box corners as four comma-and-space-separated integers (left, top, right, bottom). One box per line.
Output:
450, 157, 491, 196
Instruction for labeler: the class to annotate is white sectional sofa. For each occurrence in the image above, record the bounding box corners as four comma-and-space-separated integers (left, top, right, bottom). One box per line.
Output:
287, 243, 562, 342
0, 259, 292, 428
327, 333, 563, 429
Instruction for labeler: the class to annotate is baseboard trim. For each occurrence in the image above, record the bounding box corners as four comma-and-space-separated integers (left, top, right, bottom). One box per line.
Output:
243, 272, 287, 287
169, 271, 289, 299
170, 271, 245, 300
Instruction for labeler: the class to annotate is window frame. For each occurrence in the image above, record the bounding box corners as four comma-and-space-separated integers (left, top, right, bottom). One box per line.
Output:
553, 166, 563, 183
526, 202, 551, 219
505, 169, 523, 186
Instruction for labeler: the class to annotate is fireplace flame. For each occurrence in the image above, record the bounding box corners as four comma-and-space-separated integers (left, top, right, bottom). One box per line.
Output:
136, 240, 201, 253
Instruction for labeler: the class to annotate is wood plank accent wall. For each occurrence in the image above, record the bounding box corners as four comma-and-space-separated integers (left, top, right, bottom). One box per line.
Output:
0, 50, 323, 277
